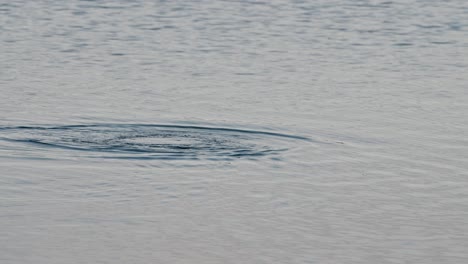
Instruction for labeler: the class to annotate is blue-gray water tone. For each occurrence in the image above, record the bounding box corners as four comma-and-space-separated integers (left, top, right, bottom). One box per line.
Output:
1, 0, 468, 263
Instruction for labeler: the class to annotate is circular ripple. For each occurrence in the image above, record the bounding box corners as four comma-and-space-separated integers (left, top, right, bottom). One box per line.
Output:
0, 124, 310, 160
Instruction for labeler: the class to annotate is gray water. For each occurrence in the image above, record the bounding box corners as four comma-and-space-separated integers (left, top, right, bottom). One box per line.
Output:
1, 0, 468, 263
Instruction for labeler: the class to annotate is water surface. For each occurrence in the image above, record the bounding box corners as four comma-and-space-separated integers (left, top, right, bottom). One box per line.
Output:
1, 0, 468, 263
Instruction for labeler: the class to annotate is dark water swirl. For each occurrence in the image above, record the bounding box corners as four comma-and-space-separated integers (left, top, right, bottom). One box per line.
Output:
0, 124, 310, 160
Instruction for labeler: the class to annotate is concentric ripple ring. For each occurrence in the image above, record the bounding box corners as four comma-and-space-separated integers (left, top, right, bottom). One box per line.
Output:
0, 124, 310, 160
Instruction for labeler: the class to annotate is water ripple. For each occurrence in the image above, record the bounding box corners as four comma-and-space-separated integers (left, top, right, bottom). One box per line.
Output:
0, 124, 310, 160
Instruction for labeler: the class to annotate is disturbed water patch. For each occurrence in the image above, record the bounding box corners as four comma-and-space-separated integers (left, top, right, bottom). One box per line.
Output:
0, 124, 310, 160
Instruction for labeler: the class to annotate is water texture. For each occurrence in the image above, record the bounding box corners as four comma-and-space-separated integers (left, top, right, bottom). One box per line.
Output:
1, 0, 468, 264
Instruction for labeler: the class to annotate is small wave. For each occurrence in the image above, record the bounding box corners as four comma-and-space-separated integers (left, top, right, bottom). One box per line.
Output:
0, 124, 310, 160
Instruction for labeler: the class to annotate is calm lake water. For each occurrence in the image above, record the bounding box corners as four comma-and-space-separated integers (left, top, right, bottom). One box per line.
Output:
1, 0, 468, 263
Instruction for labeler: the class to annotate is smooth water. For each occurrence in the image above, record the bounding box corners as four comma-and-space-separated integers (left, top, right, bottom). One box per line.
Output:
1, 0, 468, 263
